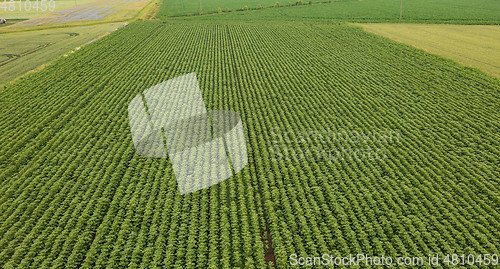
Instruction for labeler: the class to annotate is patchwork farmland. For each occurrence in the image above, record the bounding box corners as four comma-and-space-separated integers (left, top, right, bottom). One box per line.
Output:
0, 0, 499, 268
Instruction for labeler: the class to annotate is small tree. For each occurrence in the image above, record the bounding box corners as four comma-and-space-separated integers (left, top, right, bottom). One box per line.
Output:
218, 7, 223, 14
243, 5, 249, 10
275, 1, 280, 7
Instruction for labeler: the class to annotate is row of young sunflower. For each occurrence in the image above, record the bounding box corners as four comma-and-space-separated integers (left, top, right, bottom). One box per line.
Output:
207, 22, 499, 267
0, 20, 498, 268
0, 22, 271, 268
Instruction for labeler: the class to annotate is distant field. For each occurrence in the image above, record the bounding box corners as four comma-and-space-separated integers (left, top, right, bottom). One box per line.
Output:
157, 0, 313, 17
169, 0, 500, 24
0, 23, 126, 86
1, 0, 96, 19
360, 24, 500, 77
2, 0, 152, 31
